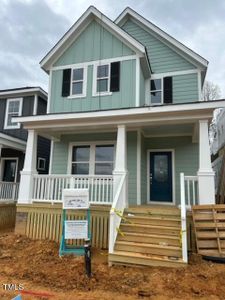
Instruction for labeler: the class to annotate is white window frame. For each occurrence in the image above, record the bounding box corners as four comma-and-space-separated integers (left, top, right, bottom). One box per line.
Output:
4, 98, 23, 129
67, 65, 87, 99
92, 63, 112, 97
37, 157, 46, 171
67, 141, 115, 175
150, 78, 163, 105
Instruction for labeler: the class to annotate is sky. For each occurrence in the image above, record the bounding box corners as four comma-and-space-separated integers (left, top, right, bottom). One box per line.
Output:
0, 0, 224, 97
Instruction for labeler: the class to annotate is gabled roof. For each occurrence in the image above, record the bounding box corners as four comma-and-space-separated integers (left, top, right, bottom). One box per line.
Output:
115, 7, 208, 70
40, 6, 150, 74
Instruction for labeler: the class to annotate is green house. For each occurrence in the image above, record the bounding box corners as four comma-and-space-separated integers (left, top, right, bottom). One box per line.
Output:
15, 6, 225, 267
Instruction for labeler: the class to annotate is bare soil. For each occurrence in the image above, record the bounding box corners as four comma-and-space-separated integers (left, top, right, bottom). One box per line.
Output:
0, 233, 225, 299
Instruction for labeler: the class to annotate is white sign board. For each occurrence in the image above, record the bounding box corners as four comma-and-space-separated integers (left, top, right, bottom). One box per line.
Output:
65, 220, 88, 239
62, 189, 89, 210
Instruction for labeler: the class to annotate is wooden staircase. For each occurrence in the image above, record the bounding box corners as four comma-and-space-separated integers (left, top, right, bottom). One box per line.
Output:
109, 206, 186, 268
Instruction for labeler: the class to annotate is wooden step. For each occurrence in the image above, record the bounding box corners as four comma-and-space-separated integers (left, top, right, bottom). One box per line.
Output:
120, 223, 180, 236
117, 232, 180, 246
125, 206, 180, 217
123, 215, 181, 227
115, 241, 182, 257
109, 251, 185, 268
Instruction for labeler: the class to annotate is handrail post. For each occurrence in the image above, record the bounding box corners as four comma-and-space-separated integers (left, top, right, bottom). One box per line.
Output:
180, 172, 188, 263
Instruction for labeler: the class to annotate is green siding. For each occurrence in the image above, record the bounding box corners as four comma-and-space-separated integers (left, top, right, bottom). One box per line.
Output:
54, 20, 134, 67
122, 19, 195, 73
50, 60, 136, 113
143, 136, 199, 205
139, 67, 145, 106
127, 132, 137, 205
173, 73, 199, 103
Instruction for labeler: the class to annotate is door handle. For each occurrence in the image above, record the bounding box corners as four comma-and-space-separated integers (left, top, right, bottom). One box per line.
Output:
150, 173, 153, 184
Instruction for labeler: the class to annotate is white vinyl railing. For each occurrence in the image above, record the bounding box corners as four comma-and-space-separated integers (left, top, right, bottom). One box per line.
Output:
32, 174, 113, 205
0, 181, 19, 201
184, 175, 198, 207
109, 173, 127, 253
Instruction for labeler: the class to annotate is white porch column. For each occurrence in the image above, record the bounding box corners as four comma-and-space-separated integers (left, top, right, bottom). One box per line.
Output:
198, 120, 215, 204
113, 125, 128, 206
18, 130, 37, 204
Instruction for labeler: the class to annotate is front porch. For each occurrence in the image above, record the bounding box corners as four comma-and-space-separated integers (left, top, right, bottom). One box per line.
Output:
15, 103, 218, 266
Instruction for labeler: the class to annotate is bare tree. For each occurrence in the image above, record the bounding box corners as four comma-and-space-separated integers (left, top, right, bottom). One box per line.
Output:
202, 80, 221, 101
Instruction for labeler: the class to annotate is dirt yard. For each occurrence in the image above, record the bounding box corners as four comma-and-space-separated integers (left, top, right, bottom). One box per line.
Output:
0, 233, 225, 299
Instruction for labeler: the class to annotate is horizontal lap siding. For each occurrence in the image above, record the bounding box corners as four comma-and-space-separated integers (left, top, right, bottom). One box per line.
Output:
122, 20, 195, 73
173, 73, 199, 103
144, 136, 198, 205
51, 59, 136, 113
54, 20, 134, 66
127, 132, 137, 206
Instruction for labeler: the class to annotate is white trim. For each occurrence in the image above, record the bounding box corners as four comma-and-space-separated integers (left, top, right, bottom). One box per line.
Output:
150, 69, 198, 79
47, 70, 52, 113
136, 130, 141, 205
198, 70, 202, 101
0, 88, 47, 100
51, 55, 137, 71
115, 8, 208, 68
33, 94, 38, 115
69, 65, 88, 98
145, 79, 150, 105
49, 140, 54, 174
15, 100, 225, 127
136, 57, 140, 107
4, 98, 23, 130
1, 157, 19, 183
147, 149, 175, 205
150, 78, 163, 105
37, 157, 46, 171
67, 141, 116, 175
92, 63, 112, 97
0, 133, 26, 146
40, 6, 146, 71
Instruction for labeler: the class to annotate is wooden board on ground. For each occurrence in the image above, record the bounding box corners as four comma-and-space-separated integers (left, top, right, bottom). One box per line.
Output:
192, 204, 225, 257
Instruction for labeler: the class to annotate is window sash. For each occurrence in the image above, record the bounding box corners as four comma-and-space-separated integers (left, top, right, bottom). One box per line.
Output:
95, 64, 110, 93
4, 99, 22, 129
70, 67, 85, 96
150, 79, 163, 104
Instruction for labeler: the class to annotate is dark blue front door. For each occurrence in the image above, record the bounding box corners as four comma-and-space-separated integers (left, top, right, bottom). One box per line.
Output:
149, 151, 173, 202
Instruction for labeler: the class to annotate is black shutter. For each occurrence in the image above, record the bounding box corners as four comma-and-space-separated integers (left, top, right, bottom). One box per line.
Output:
163, 77, 173, 104
61, 69, 71, 97
110, 62, 120, 92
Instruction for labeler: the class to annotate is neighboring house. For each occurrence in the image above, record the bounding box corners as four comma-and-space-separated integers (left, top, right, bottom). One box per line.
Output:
0, 87, 50, 201
15, 7, 225, 267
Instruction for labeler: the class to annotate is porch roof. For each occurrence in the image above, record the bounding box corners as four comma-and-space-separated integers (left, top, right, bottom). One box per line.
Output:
14, 100, 225, 139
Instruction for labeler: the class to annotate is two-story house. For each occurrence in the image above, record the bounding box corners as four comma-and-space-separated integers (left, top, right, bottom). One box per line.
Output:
0, 87, 50, 201
15, 7, 225, 267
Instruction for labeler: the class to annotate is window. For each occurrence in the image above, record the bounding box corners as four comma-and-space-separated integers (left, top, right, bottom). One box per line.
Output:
150, 79, 162, 104
4, 98, 23, 129
150, 77, 173, 105
61, 66, 87, 98
71, 146, 90, 175
70, 143, 114, 175
93, 61, 120, 96
37, 158, 46, 171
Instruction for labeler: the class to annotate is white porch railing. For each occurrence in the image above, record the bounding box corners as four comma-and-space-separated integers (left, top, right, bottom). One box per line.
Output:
180, 173, 199, 263
0, 181, 19, 201
32, 174, 113, 205
109, 173, 127, 253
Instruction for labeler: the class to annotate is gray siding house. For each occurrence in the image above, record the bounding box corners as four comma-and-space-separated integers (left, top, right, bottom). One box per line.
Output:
15, 7, 225, 267
0, 87, 50, 201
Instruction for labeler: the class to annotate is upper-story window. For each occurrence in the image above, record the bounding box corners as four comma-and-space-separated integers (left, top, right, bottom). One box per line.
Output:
93, 61, 120, 96
61, 66, 87, 98
150, 77, 173, 105
4, 98, 23, 129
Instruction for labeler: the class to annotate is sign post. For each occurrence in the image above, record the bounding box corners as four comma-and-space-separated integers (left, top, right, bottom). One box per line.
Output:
59, 189, 91, 256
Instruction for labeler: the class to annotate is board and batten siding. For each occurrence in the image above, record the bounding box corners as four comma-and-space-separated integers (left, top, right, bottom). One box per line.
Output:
54, 20, 134, 67
143, 136, 198, 205
50, 59, 136, 113
122, 19, 196, 73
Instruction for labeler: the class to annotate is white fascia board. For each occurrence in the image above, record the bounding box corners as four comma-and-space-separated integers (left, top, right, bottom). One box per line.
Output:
115, 7, 208, 68
0, 88, 48, 100
14, 100, 225, 127
40, 6, 146, 72
0, 133, 26, 151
